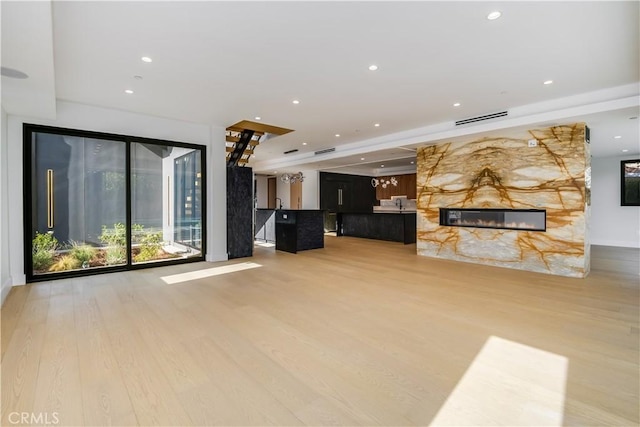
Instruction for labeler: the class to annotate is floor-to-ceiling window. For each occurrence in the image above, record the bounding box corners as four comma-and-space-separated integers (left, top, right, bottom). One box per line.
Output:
24, 124, 206, 281
173, 150, 202, 250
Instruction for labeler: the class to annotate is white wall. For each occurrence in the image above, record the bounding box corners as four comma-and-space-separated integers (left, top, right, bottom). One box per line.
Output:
301, 169, 319, 209
255, 175, 269, 208
5, 100, 227, 286
591, 155, 640, 247
274, 170, 319, 210
208, 125, 227, 262
276, 176, 290, 209
1, 106, 12, 304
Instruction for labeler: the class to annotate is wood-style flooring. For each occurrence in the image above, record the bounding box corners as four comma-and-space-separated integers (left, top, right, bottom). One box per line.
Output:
1, 237, 638, 426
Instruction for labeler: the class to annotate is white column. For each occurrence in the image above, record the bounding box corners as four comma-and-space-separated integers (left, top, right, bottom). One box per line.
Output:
1, 107, 14, 302
301, 170, 319, 209
206, 125, 228, 261
6, 114, 26, 285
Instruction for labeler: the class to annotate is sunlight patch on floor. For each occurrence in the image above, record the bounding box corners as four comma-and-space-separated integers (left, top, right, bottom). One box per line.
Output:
430, 336, 568, 426
160, 262, 262, 284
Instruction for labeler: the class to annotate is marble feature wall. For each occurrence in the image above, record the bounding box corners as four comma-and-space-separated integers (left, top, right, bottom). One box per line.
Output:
416, 124, 590, 278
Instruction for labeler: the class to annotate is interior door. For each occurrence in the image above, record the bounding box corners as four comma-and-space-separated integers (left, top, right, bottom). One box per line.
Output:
290, 180, 302, 209
267, 177, 276, 209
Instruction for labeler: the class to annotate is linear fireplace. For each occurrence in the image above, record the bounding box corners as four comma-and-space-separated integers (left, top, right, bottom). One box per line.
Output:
439, 208, 546, 231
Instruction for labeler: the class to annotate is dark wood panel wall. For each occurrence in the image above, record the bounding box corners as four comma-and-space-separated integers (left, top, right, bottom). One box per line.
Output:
376, 173, 416, 200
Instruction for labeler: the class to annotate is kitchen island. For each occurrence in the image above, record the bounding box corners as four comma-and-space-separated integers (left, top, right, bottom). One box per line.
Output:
275, 209, 325, 253
338, 211, 416, 244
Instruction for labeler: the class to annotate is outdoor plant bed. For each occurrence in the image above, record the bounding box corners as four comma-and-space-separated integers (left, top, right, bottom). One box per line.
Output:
33, 247, 183, 274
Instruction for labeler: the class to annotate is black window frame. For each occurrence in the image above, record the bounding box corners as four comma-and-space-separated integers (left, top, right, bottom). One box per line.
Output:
621, 159, 640, 206
23, 123, 207, 283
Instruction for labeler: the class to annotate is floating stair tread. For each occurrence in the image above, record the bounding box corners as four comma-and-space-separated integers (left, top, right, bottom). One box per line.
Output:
227, 120, 294, 136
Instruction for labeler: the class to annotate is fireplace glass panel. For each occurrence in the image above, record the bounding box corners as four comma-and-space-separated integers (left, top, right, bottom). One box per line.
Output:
439, 209, 545, 231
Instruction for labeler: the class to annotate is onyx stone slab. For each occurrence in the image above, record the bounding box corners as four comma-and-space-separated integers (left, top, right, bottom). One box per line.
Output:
227, 167, 253, 259
275, 210, 324, 254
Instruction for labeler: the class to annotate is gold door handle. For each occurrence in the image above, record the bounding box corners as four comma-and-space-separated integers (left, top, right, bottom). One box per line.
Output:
47, 169, 54, 228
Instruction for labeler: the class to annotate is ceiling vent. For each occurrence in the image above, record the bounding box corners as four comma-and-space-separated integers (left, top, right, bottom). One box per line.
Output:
284, 149, 299, 154
314, 147, 336, 155
455, 111, 508, 126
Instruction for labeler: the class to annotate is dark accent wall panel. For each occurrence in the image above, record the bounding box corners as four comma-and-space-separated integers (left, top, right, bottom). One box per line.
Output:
227, 167, 253, 259
295, 210, 325, 251
275, 210, 324, 253
340, 213, 416, 244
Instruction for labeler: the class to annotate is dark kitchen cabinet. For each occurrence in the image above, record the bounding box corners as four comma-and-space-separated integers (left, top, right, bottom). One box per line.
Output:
322, 180, 352, 212
320, 172, 376, 230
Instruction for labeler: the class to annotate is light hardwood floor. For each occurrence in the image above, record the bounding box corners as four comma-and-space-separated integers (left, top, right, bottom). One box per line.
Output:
1, 237, 638, 426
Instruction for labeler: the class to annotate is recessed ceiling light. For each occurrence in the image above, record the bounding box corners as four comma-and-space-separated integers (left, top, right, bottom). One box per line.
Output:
361, 157, 365, 161
292, 100, 300, 104
335, 134, 340, 137
255, 116, 261, 120
380, 164, 385, 168
302, 142, 307, 145
368, 65, 378, 71
622, 149, 629, 152
614, 135, 622, 139
410, 161, 415, 164
141, 56, 152, 63
124, 89, 134, 94
374, 123, 380, 127
543, 80, 553, 85
453, 102, 461, 107
487, 11, 502, 20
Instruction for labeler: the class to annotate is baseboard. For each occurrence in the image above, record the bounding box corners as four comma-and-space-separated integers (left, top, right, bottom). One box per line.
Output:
591, 239, 640, 248
206, 251, 229, 263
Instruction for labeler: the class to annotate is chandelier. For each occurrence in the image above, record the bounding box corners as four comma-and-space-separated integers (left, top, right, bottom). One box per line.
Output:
371, 177, 398, 188
280, 172, 304, 184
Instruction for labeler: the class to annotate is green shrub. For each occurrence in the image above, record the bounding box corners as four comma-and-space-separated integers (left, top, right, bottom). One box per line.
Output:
32, 231, 58, 270
33, 231, 58, 252
48, 255, 80, 272
134, 231, 163, 262
100, 223, 127, 265
70, 241, 96, 267
131, 223, 145, 244
32, 249, 54, 271
105, 246, 126, 266
99, 223, 126, 247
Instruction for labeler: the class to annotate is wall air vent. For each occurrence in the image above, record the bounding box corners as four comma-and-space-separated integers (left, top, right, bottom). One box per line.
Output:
455, 111, 508, 126
284, 149, 299, 154
314, 147, 336, 155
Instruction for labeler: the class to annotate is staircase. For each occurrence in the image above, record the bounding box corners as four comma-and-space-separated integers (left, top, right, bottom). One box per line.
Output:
225, 120, 294, 167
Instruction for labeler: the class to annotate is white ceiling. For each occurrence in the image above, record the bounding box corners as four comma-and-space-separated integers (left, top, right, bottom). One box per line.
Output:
2, 1, 639, 175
